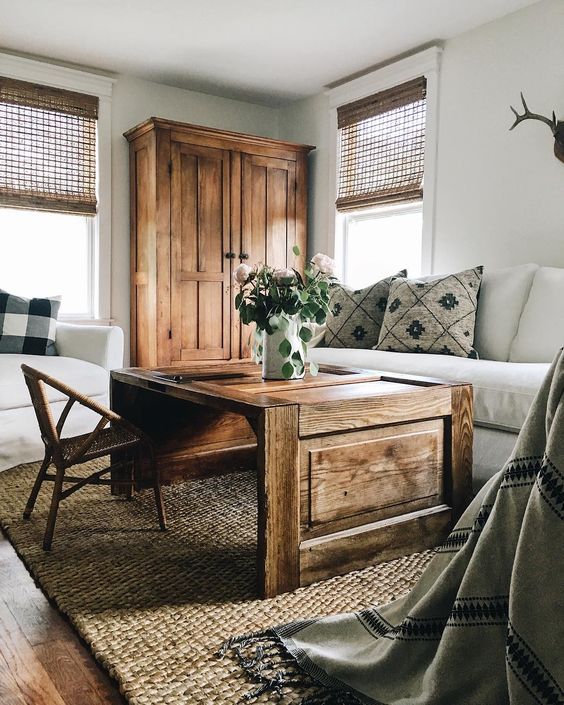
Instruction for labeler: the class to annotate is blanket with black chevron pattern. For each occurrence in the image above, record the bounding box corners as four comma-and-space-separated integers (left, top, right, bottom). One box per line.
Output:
221, 349, 564, 705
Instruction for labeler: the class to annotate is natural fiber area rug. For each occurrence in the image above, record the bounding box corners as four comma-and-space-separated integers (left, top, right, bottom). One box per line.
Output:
0, 460, 432, 705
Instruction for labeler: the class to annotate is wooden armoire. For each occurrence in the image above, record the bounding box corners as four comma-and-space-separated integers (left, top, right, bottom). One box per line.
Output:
124, 118, 314, 367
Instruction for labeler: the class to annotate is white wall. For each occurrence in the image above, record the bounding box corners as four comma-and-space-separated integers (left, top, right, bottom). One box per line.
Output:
111, 75, 279, 357
279, 0, 564, 273
279, 93, 330, 258
433, 0, 564, 273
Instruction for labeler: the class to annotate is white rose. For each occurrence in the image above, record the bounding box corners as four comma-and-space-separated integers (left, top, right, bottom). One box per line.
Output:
273, 267, 296, 285
233, 263, 253, 285
311, 252, 336, 275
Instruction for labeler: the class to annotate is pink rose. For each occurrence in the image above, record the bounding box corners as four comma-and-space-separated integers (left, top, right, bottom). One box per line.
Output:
311, 253, 336, 275
273, 267, 296, 285
233, 263, 253, 285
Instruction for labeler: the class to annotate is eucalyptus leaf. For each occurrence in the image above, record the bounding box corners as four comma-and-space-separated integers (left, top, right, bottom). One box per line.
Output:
299, 290, 309, 302
269, 315, 280, 330
292, 350, 303, 363
299, 326, 313, 343
292, 245, 301, 256
282, 361, 295, 379
315, 309, 327, 325
309, 360, 319, 376
278, 337, 292, 357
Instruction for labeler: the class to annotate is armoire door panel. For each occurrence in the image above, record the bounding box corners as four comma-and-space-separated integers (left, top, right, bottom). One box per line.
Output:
171, 141, 231, 361
266, 167, 290, 267
179, 152, 198, 273
240, 154, 297, 358
249, 163, 267, 264
180, 281, 198, 351
197, 157, 224, 272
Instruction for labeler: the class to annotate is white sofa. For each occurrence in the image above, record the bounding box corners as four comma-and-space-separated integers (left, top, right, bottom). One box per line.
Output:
0, 323, 124, 471
310, 264, 564, 489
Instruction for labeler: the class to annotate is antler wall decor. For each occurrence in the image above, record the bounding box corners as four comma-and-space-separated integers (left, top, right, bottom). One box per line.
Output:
509, 93, 564, 163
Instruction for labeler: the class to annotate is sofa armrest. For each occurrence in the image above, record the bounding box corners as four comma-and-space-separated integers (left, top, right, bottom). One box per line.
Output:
55, 323, 124, 371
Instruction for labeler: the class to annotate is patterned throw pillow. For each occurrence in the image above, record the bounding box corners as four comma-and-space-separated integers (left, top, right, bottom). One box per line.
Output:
324, 270, 407, 349
375, 267, 483, 358
0, 290, 61, 355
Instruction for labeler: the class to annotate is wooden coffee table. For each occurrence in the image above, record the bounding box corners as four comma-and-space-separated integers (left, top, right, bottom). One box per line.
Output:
111, 362, 473, 598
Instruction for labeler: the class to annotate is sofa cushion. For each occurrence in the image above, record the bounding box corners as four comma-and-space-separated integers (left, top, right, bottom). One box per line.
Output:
324, 270, 406, 349
375, 267, 483, 358
0, 354, 108, 411
509, 266, 564, 363
473, 263, 538, 362
0, 290, 61, 355
309, 347, 549, 432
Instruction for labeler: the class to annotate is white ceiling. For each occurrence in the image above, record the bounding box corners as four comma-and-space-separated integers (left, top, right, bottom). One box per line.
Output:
0, 0, 540, 106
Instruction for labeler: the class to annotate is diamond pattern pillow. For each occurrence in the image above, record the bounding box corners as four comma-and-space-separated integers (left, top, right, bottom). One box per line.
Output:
375, 267, 483, 358
0, 290, 61, 355
324, 270, 407, 349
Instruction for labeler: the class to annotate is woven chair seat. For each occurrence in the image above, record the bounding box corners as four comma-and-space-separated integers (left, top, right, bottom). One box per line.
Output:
60, 425, 141, 462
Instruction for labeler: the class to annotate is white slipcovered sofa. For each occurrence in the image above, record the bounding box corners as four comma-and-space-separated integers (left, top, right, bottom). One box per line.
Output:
0, 323, 124, 471
310, 264, 564, 489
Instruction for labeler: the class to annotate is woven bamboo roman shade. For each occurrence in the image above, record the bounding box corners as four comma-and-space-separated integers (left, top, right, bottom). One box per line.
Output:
336, 77, 426, 212
0, 77, 99, 215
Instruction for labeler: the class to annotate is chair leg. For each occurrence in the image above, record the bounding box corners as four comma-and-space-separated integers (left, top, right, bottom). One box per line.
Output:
43, 463, 66, 551
23, 451, 51, 520
125, 454, 134, 501
147, 448, 166, 531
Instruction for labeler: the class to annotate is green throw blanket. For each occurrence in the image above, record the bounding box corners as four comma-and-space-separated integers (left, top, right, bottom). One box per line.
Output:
222, 349, 564, 705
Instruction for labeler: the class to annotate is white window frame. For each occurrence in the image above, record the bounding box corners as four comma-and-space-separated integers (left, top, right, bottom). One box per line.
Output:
326, 46, 442, 280
0, 52, 115, 323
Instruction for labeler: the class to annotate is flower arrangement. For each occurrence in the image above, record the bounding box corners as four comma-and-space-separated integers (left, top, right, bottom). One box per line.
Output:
233, 246, 336, 379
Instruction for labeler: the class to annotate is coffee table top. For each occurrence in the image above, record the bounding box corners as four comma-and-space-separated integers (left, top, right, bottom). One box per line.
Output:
112, 362, 468, 426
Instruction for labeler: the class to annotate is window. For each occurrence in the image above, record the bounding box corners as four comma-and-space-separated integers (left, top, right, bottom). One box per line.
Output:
328, 47, 441, 284
0, 207, 93, 316
342, 202, 423, 289
0, 54, 113, 321
335, 77, 426, 286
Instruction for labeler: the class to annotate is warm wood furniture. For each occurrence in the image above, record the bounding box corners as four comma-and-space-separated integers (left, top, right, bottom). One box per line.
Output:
21, 364, 166, 550
124, 118, 314, 367
111, 362, 473, 599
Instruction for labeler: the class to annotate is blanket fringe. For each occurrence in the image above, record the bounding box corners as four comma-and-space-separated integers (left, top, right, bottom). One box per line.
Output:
218, 630, 363, 704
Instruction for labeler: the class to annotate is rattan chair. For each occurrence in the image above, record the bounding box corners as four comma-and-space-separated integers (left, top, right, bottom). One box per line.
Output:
20, 363, 167, 550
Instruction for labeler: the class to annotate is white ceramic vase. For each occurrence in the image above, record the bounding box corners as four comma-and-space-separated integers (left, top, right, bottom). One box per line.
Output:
261, 316, 305, 380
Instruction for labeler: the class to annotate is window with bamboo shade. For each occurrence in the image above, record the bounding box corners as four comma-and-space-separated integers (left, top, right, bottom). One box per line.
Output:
0, 77, 99, 215
336, 77, 427, 212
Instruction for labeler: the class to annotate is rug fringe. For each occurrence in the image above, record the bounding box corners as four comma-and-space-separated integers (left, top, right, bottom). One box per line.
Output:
218, 630, 363, 704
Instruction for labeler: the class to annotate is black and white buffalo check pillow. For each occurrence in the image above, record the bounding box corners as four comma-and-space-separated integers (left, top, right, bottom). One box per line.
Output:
0, 290, 61, 355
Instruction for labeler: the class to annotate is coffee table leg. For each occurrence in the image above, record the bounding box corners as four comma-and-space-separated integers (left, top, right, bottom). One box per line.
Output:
449, 384, 474, 520
256, 405, 300, 598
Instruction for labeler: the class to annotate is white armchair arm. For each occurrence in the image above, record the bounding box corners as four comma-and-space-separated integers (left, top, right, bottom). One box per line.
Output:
55, 323, 124, 371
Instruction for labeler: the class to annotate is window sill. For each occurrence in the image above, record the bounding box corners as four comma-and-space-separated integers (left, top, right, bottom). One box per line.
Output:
59, 317, 115, 326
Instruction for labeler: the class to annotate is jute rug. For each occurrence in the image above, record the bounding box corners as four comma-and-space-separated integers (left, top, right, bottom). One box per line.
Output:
0, 460, 433, 704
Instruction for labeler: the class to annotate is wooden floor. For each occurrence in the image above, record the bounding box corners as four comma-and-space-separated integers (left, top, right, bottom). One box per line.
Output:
0, 531, 125, 705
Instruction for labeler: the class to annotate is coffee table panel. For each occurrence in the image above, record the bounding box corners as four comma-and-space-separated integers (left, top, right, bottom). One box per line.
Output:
298, 385, 452, 436
300, 505, 452, 588
300, 419, 444, 530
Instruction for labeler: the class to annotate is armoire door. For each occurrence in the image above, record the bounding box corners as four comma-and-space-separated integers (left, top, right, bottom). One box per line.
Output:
170, 141, 231, 361
239, 153, 297, 358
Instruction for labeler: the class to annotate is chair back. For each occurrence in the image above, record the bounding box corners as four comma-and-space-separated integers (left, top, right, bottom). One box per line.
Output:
21, 364, 61, 450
